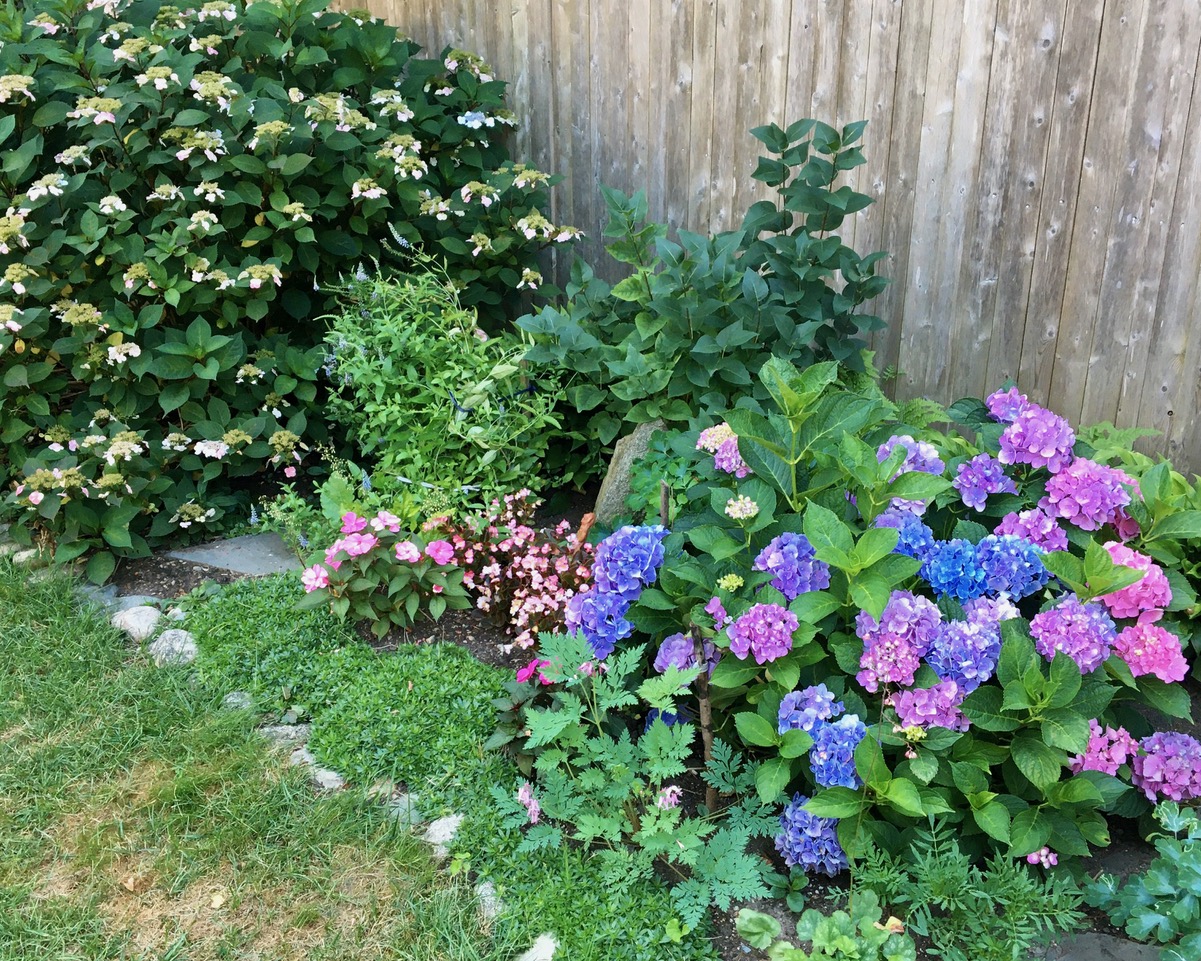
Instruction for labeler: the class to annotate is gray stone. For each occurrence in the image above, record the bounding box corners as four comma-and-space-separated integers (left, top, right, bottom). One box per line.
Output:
12, 548, 46, 567
1039, 932, 1159, 961
166, 606, 186, 622
167, 532, 301, 576
386, 792, 424, 827
593, 419, 665, 524
111, 605, 162, 642
475, 881, 503, 921
78, 583, 121, 610
289, 745, 316, 767
113, 594, 162, 613
261, 723, 311, 747
423, 814, 464, 859
0, 541, 20, 559
148, 628, 197, 666
513, 934, 558, 961
222, 691, 253, 711
310, 766, 345, 791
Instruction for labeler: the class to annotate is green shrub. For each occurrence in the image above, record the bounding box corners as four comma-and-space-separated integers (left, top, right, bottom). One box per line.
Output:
520, 119, 888, 445
0, 0, 575, 578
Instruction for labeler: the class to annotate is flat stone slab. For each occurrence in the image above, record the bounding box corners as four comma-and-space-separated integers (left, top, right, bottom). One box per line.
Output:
1039, 932, 1159, 961
148, 628, 198, 666
514, 934, 558, 961
261, 724, 311, 747
166, 532, 301, 576
423, 814, 464, 859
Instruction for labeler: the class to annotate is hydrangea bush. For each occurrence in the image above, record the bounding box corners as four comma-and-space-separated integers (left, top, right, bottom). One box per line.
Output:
0, 0, 576, 577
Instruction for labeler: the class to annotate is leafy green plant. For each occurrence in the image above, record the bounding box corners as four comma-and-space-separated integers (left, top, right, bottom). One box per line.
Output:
854, 819, 1085, 961
0, 0, 575, 576
735, 891, 916, 961
624, 430, 701, 524
520, 119, 888, 444
1084, 802, 1201, 961
321, 262, 567, 506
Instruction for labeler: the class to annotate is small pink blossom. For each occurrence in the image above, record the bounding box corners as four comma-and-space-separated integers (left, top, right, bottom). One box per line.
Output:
28, 490, 44, 506
394, 541, 422, 563
516, 781, 540, 823
340, 512, 367, 534
284, 466, 297, 478
371, 510, 401, 533
426, 539, 455, 565
656, 785, 683, 809
301, 564, 330, 592
340, 532, 379, 557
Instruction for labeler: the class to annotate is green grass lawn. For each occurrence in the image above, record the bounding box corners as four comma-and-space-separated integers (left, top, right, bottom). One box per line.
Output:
0, 559, 517, 961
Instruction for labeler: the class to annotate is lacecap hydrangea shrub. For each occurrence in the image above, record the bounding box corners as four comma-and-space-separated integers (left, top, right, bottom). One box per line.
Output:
0, 0, 577, 579
503, 357, 1201, 894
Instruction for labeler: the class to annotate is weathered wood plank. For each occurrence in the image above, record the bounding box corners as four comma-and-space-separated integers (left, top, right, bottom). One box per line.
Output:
686, 0, 719, 236
657, 0, 696, 235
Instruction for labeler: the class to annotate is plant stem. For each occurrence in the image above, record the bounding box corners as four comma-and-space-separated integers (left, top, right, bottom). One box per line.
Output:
691, 623, 719, 813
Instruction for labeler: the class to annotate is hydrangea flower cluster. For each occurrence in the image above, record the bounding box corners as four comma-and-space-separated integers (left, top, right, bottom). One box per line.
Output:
994, 507, 1069, 552
778, 684, 844, 734
975, 534, 1049, 599
997, 404, 1076, 473
1100, 542, 1171, 620
776, 794, 848, 876
875, 508, 936, 560
877, 434, 945, 477
922, 538, 988, 602
890, 680, 968, 732
752, 533, 830, 600
1040, 458, 1134, 531
953, 453, 1017, 510
697, 423, 750, 478
1069, 720, 1138, 775
924, 620, 1001, 692
809, 715, 867, 788
1029, 595, 1116, 673
726, 603, 798, 664
855, 590, 942, 692
986, 386, 1030, 422
963, 593, 1020, 629
1113, 623, 1188, 683
1131, 732, 1201, 802
565, 523, 668, 659
653, 632, 720, 678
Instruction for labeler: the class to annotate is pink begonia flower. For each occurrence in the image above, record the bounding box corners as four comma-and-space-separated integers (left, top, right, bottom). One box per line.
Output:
371, 510, 401, 533
431, 584, 443, 594
1114, 623, 1189, 683
425, 539, 455, 565
1101, 541, 1171, 620
324, 538, 345, 570
301, 564, 329, 592
394, 541, 421, 563
28, 490, 44, 505
340, 532, 378, 557
340, 512, 367, 534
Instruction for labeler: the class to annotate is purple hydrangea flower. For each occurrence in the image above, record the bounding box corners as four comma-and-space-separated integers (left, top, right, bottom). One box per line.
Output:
997, 405, 1076, 474
891, 680, 968, 732
778, 684, 844, 734
878, 434, 946, 477
1069, 719, 1137, 776
986, 386, 1030, 423
565, 589, 634, 660
1029, 595, 1116, 674
855, 590, 943, 692
875, 508, 936, 561
714, 438, 751, 478
810, 715, 867, 788
994, 507, 1069, 552
964, 593, 1021, 629
776, 793, 848, 876
1131, 731, 1201, 802
922, 539, 989, 602
653, 632, 720, 677
925, 620, 1001, 692
953, 453, 1018, 511
753, 532, 831, 600
1040, 458, 1135, 531
727, 603, 798, 664
705, 596, 729, 631
976, 534, 1049, 599
591, 524, 669, 596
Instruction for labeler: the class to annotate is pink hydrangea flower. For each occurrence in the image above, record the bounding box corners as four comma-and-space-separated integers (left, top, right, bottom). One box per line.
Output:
301, 564, 330, 592
890, 680, 968, 732
727, 603, 798, 664
1040, 458, 1134, 531
1132, 732, 1201, 802
995, 507, 1068, 552
1113, 623, 1188, 683
340, 511, 367, 534
1026, 846, 1058, 868
426, 539, 455, 565
1070, 719, 1137, 775
1100, 542, 1171, 620
28, 490, 44, 506
394, 541, 421, 563
997, 404, 1076, 473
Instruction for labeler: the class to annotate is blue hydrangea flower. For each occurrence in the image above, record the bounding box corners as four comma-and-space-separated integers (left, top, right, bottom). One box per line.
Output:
644, 708, 681, 731
922, 538, 988, 602
809, 715, 866, 789
976, 534, 1049, 599
875, 507, 936, 561
776, 793, 848, 876
591, 524, 669, 597
753, 532, 830, 600
924, 620, 1002, 692
564, 589, 633, 659
778, 684, 844, 734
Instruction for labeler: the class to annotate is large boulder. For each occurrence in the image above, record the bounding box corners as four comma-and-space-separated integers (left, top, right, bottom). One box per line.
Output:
593, 420, 664, 525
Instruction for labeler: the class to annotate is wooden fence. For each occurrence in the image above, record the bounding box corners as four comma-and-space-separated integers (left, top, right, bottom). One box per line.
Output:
346, 0, 1201, 469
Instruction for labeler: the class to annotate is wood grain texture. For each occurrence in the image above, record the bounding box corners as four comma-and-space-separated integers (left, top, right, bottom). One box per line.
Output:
338, 0, 1201, 469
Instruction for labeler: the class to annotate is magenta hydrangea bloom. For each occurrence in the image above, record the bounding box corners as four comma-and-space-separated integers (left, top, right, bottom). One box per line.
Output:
1069, 719, 1137, 776
705, 596, 729, 631
890, 680, 968, 732
855, 590, 942, 692
697, 424, 751, 478
1100, 541, 1171, 620
1113, 623, 1188, 683
1131, 732, 1201, 802
997, 404, 1076, 473
1040, 458, 1134, 531
953, 453, 1018, 511
1029, 595, 1116, 674
986, 386, 1030, 423
727, 603, 798, 664
994, 506, 1069, 552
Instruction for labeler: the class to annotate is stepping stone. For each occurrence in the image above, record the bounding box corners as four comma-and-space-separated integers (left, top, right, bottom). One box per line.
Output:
148, 628, 198, 666
286, 745, 344, 791
12, 548, 46, 567
1039, 932, 1159, 961
423, 814, 464, 859
113, 594, 162, 613
222, 691, 253, 711
111, 605, 162, 642
475, 881, 503, 920
167, 532, 301, 576
261, 723, 311, 747
386, 792, 424, 827
514, 934, 558, 961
